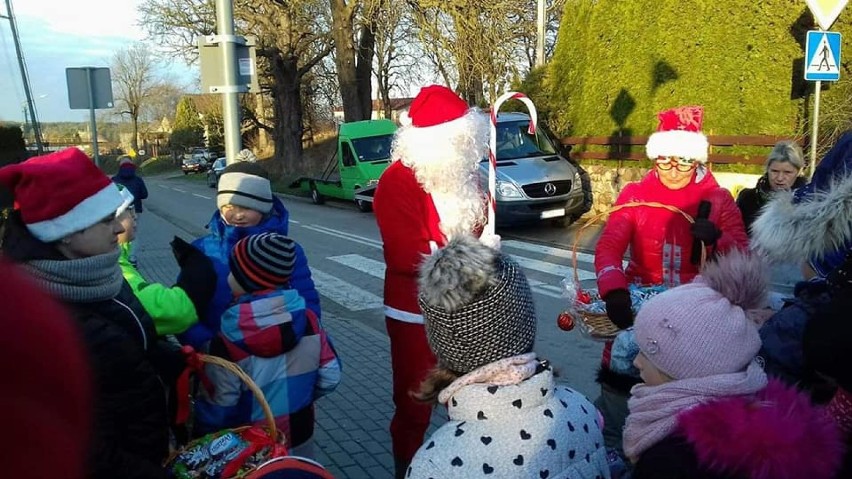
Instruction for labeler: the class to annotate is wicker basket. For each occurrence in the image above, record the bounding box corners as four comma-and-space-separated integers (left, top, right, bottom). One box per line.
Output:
165, 354, 285, 479
567, 201, 703, 341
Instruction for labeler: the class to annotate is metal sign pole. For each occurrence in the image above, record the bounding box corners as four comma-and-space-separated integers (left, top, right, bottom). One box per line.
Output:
215, 0, 242, 165
86, 67, 100, 167
536, 0, 545, 67
810, 80, 821, 179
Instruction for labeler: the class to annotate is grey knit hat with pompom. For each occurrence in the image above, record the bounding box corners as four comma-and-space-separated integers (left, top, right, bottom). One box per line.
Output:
418, 234, 536, 374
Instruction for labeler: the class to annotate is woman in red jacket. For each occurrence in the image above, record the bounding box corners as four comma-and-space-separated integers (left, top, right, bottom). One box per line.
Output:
592, 106, 749, 461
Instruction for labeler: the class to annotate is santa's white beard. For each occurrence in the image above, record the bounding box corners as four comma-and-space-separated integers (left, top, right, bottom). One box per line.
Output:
393, 110, 489, 237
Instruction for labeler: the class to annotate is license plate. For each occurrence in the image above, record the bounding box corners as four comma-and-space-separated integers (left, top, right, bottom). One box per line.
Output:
540, 208, 565, 219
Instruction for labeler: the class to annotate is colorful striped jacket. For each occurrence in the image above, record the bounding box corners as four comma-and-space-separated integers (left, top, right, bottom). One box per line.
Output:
195, 289, 341, 447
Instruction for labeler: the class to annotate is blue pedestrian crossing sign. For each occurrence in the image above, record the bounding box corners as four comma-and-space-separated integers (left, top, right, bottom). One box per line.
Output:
805, 30, 842, 81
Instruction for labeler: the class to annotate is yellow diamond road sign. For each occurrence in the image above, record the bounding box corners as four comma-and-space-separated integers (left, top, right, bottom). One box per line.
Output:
806, 0, 849, 30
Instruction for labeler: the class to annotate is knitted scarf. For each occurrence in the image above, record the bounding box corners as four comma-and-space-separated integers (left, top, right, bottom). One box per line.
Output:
438, 353, 539, 405
623, 360, 768, 462
24, 249, 124, 303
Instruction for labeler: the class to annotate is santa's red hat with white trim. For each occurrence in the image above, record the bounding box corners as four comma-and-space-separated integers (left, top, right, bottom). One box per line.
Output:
646, 105, 709, 162
0, 148, 124, 242
400, 85, 470, 128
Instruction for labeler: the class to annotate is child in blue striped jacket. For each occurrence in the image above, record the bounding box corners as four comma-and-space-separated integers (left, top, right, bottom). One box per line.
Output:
195, 232, 341, 458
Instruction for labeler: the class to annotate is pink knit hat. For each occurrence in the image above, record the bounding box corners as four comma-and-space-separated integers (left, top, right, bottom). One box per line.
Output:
634, 249, 768, 380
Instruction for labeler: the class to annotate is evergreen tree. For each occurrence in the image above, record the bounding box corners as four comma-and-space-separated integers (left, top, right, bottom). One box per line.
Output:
538, 0, 851, 141
170, 96, 204, 151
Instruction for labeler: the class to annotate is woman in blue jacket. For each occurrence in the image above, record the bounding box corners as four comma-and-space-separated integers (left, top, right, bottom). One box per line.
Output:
179, 161, 320, 350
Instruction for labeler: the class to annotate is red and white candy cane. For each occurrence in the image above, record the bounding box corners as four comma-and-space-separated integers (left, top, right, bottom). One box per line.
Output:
486, 91, 538, 236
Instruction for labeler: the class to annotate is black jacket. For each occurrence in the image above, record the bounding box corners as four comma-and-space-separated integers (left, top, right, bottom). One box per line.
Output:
736, 175, 806, 234
2, 214, 179, 478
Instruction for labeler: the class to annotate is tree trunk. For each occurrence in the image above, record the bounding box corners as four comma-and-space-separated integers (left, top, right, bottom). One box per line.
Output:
131, 114, 140, 152
270, 52, 304, 171
356, 20, 377, 119
379, 72, 392, 119
330, 0, 366, 122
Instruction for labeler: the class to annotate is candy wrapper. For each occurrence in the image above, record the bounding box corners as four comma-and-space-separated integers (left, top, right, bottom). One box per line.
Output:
169, 427, 286, 479
172, 432, 249, 479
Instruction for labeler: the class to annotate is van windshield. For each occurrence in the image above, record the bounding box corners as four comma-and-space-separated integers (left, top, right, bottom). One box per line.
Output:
352, 134, 394, 162
493, 120, 558, 161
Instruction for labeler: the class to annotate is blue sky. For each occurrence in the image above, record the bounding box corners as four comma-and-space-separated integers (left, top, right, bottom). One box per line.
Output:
0, 0, 196, 122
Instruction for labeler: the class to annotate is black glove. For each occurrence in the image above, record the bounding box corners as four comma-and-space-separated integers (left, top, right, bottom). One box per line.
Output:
171, 236, 197, 267
690, 218, 722, 246
604, 289, 634, 329
171, 236, 216, 320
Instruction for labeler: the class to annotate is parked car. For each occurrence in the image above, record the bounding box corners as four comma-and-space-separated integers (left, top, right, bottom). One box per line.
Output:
481, 112, 587, 227
207, 157, 226, 188
181, 157, 206, 175
191, 147, 213, 164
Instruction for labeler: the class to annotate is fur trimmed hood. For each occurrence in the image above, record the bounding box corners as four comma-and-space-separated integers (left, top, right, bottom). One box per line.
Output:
751, 171, 852, 264
676, 379, 843, 479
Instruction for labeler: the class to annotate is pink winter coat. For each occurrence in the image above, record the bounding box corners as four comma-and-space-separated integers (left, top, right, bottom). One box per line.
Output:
595, 169, 749, 299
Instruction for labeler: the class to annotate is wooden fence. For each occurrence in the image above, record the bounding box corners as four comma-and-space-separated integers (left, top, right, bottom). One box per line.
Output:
560, 134, 803, 165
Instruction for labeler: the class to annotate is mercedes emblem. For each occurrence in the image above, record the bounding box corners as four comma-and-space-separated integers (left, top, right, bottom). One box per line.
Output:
544, 182, 557, 196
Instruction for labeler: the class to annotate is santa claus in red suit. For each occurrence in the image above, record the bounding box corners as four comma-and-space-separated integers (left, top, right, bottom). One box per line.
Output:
373, 84, 491, 478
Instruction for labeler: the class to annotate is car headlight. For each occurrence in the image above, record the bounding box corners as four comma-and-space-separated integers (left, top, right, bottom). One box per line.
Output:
573, 171, 581, 188
496, 180, 523, 198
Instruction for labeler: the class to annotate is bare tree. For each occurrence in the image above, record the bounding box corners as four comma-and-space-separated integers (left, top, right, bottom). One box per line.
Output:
373, 0, 423, 117
139, 0, 334, 168
329, 0, 377, 122
406, 0, 565, 105
111, 43, 164, 152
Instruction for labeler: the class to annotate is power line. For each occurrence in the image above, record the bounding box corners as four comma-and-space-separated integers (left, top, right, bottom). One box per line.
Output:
2, 0, 43, 154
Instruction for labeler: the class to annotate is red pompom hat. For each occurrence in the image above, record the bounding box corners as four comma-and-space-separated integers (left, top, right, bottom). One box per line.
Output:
0, 148, 124, 242
401, 85, 470, 128
645, 106, 709, 162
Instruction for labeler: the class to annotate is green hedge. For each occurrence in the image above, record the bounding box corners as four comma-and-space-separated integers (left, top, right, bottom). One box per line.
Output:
528, 1, 852, 140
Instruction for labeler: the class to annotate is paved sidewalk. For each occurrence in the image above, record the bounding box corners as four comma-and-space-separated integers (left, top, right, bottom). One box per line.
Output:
137, 211, 447, 478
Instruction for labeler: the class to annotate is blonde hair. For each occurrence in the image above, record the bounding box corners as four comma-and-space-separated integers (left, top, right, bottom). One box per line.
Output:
766, 140, 804, 171
411, 366, 461, 405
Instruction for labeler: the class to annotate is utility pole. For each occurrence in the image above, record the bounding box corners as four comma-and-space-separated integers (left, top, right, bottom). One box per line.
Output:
214, 0, 242, 165
2, 0, 43, 155
536, 0, 546, 67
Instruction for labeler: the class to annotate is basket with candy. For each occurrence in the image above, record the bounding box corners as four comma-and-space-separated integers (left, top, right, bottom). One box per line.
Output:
166, 353, 288, 479
557, 202, 703, 341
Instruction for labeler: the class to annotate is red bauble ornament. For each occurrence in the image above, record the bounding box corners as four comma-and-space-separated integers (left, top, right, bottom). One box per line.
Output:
557, 311, 575, 331
577, 291, 592, 304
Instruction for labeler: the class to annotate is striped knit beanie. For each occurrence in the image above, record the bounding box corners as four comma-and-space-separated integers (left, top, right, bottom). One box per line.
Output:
229, 233, 297, 292
217, 161, 274, 214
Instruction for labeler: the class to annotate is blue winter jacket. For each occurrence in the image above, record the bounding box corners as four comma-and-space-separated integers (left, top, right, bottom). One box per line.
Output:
179, 196, 321, 349
758, 280, 833, 384
112, 165, 149, 213
794, 132, 852, 276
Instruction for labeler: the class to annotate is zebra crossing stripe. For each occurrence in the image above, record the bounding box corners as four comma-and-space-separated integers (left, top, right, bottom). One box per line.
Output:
329, 254, 385, 279
508, 254, 597, 282
502, 240, 596, 264
328, 254, 570, 300
310, 268, 384, 311
301, 225, 382, 249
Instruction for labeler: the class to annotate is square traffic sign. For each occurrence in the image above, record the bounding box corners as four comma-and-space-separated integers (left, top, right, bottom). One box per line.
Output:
805, 30, 842, 81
